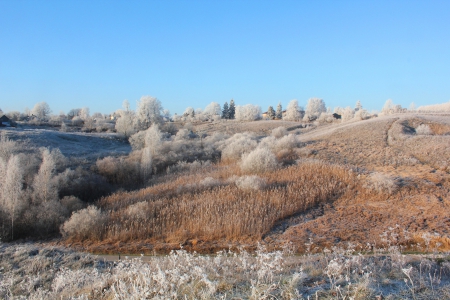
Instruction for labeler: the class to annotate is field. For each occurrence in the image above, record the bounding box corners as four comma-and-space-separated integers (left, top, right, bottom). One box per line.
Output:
1, 112, 450, 299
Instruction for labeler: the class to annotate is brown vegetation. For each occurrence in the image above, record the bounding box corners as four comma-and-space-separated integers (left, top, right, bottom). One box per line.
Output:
59, 113, 450, 254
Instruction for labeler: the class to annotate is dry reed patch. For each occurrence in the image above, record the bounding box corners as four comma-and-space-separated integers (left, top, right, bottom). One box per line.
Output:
69, 161, 356, 247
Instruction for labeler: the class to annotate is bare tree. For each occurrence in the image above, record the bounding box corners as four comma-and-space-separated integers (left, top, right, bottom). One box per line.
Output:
33, 148, 58, 203
2, 155, 24, 239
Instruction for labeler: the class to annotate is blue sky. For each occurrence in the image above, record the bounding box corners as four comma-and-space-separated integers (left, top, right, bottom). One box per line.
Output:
1, 0, 449, 115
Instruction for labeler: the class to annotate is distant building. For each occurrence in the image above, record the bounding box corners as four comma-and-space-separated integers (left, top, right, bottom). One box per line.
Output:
0, 115, 12, 127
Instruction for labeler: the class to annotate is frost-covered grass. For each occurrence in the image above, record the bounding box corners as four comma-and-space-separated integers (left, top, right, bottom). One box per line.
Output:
2, 242, 450, 299
0, 127, 131, 162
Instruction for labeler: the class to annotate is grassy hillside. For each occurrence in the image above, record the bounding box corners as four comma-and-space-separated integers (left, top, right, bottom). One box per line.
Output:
54, 113, 450, 254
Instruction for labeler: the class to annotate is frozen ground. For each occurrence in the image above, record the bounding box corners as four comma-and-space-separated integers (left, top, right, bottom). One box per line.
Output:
0, 127, 131, 161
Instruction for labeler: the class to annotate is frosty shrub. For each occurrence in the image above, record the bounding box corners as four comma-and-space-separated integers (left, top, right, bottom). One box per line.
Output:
354, 109, 371, 120
259, 134, 299, 155
365, 172, 397, 195
317, 112, 334, 124
71, 116, 83, 127
241, 147, 278, 173
341, 106, 355, 122
174, 128, 192, 141
126, 201, 148, 220
235, 104, 262, 121
61, 206, 106, 240
128, 130, 146, 150
415, 124, 432, 135
221, 132, 258, 162
199, 177, 221, 188
0, 133, 18, 161
60, 196, 85, 214
271, 126, 287, 138
235, 175, 266, 191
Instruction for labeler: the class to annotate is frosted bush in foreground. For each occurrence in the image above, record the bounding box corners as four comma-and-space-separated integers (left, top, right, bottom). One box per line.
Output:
416, 124, 432, 135
61, 206, 106, 239
365, 172, 397, 194
234, 175, 266, 191
3, 242, 450, 299
241, 147, 278, 173
271, 126, 287, 138
221, 132, 258, 162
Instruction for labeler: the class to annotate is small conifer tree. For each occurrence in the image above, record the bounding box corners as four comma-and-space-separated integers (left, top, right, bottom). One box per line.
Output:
222, 102, 229, 119
276, 102, 283, 119
228, 99, 236, 119
267, 106, 275, 119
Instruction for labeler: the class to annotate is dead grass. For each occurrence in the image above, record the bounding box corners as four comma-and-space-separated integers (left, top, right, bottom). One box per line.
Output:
60, 113, 450, 255
69, 160, 356, 248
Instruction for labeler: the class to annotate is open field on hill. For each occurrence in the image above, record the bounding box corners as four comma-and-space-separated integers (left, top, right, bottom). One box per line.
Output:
47, 113, 450, 255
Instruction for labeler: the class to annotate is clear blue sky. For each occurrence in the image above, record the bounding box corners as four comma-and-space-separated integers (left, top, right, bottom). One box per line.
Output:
1, 0, 449, 115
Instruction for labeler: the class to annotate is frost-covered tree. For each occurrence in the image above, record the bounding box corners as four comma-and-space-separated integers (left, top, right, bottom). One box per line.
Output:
32, 102, 52, 120
67, 108, 81, 119
284, 99, 302, 121
33, 148, 58, 203
235, 104, 261, 121
204, 102, 222, 119
183, 107, 195, 119
409, 102, 416, 112
266, 106, 275, 119
355, 100, 362, 111
115, 110, 136, 137
341, 107, 355, 122
136, 96, 163, 130
228, 99, 236, 119
304, 98, 326, 121
222, 102, 229, 119
145, 124, 163, 156
123, 99, 130, 112
1, 155, 24, 239
79, 107, 90, 120
276, 102, 283, 119
382, 99, 394, 114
